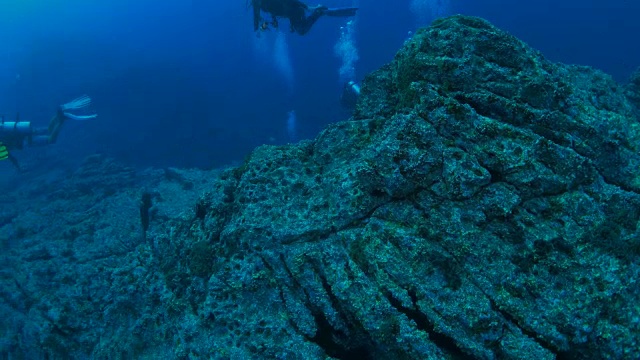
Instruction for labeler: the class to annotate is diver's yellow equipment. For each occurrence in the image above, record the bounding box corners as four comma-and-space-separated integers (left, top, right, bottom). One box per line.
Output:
0, 142, 8, 161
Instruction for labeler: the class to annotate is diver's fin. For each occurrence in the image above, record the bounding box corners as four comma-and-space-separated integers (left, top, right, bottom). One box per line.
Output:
325, 7, 358, 17
0, 142, 8, 161
63, 112, 97, 121
61, 95, 92, 111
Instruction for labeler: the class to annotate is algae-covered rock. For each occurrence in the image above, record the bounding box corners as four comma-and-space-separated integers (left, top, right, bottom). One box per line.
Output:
626, 66, 640, 110
2, 15, 640, 359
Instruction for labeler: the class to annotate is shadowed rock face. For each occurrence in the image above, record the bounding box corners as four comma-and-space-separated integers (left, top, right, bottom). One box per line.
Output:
1, 15, 639, 359
627, 67, 640, 111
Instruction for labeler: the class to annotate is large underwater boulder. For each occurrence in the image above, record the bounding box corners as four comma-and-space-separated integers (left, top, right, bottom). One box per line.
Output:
1, 15, 639, 359
627, 67, 640, 111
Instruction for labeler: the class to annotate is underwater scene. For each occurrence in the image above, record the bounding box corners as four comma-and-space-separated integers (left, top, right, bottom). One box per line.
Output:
1, 0, 639, 358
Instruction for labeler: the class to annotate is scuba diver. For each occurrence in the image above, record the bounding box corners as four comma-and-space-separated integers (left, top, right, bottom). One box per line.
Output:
251, 0, 358, 35
0, 95, 97, 170
340, 80, 361, 111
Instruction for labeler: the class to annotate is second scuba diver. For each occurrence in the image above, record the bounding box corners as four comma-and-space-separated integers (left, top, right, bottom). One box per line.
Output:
251, 0, 358, 35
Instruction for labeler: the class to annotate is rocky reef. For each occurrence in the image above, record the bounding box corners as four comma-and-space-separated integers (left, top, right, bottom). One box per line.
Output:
1, 15, 640, 359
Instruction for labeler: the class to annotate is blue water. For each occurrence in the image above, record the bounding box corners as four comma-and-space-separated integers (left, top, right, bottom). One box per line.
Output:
0, 0, 638, 169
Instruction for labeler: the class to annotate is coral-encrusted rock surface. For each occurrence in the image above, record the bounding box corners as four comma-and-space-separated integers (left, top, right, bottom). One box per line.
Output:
2, 15, 640, 359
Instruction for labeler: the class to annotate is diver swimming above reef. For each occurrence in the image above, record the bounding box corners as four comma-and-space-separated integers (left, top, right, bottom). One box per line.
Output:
250, 0, 358, 35
0, 95, 97, 170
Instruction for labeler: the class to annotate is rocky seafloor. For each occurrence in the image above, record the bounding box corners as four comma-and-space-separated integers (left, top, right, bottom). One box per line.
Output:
1, 15, 640, 359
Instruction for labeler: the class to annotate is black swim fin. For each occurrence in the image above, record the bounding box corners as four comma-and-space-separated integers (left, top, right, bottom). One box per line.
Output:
325, 7, 358, 17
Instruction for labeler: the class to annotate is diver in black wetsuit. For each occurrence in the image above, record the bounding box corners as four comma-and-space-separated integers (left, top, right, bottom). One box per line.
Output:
251, 0, 358, 35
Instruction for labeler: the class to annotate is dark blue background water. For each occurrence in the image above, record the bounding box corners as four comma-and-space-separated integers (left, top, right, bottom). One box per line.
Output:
0, 0, 638, 170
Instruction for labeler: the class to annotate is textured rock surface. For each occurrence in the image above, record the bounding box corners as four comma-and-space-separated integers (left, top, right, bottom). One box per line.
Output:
1, 15, 640, 359
627, 67, 640, 113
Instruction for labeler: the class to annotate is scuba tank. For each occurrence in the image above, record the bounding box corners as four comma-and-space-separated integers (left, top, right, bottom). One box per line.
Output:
0, 113, 32, 134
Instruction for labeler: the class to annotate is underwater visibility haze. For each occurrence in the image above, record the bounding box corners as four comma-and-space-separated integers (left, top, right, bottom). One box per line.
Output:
0, 0, 640, 358
0, 0, 637, 170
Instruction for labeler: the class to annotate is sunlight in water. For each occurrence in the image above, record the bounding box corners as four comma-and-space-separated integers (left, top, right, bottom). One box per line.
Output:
286, 110, 297, 142
274, 31, 294, 92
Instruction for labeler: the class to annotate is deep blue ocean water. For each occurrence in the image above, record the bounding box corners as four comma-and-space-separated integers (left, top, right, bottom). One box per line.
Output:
0, 0, 638, 170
